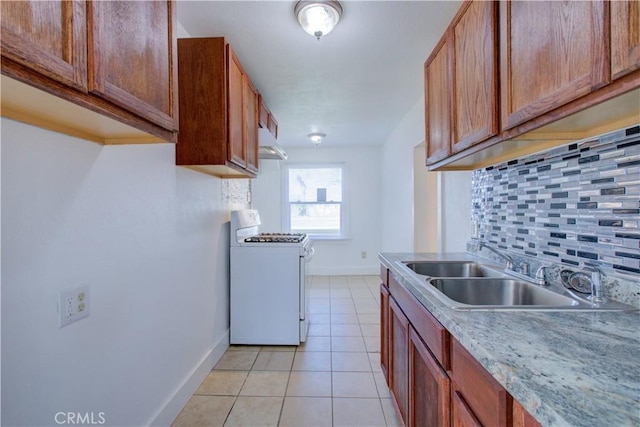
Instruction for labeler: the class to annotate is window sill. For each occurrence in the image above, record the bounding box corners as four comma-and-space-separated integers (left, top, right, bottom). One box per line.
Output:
307, 235, 351, 241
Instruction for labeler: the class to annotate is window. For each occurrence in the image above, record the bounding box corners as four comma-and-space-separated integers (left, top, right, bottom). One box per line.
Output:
284, 164, 345, 238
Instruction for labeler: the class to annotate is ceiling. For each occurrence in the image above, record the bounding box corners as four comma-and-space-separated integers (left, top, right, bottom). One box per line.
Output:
177, 0, 462, 148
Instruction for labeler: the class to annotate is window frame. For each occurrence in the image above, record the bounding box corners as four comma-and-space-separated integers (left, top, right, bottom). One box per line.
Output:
282, 162, 348, 240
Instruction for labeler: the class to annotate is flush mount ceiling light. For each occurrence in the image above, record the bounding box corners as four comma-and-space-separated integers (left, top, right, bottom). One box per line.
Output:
308, 133, 326, 144
294, 1, 342, 40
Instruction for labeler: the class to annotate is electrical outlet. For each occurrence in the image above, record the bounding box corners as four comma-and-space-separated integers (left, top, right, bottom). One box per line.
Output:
361, 251, 367, 259
58, 285, 90, 328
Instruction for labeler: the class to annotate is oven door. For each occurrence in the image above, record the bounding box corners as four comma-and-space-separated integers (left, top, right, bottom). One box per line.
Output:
299, 245, 315, 342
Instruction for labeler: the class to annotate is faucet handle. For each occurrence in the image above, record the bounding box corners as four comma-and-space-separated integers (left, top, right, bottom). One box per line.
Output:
535, 265, 548, 286
520, 261, 530, 275
505, 259, 515, 271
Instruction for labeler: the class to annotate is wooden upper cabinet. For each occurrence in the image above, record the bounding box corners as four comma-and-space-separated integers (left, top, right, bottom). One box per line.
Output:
267, 114, 278, 139
500, 0, 609, 130
176, 37, 259, 178
87, 1, 177, 131
611, 0, 640, 80
1, 0, 177, 143
425, 35, 451, 165
451, 0, 498, 153
244, 76, 259, 174
228, 46, 246, 169
1, 0, 87, 91
259, 99, 269, 128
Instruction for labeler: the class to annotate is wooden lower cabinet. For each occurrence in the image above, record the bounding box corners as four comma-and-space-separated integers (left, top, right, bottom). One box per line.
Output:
389, 297, 409, 423
451, 338, 511, 427
512, 400, 542, 427
380, 283, 390, 381
452, 390, 483, 427
381, 265, 540, 427
409, 326, 451, 427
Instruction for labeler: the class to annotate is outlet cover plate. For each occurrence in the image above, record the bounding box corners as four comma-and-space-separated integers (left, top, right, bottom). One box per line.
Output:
58, 285, 90, 328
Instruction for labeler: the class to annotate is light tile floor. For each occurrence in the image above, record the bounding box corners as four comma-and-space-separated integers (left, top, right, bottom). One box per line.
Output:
172, 275, 400, 427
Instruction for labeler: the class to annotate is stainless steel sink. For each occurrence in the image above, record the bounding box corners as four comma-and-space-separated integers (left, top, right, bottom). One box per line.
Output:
403, 261, 501, 278
425, 277, 636, 311
397, 259, 637, 311
429, 278, 578, 308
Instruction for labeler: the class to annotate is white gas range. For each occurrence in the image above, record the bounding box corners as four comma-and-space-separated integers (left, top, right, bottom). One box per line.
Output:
230, 210, 314, 345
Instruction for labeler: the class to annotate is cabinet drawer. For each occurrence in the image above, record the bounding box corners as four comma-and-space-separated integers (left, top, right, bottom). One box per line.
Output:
380, 265, 389, 288
451, 338, 511, 427
389, 274, 450, 369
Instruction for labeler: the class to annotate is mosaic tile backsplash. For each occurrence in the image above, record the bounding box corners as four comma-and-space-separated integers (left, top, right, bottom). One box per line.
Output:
469, 124, 640, 305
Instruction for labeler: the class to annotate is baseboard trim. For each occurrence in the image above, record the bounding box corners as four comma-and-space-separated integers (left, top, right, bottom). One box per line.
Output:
308, 266, 379, 275
149, 330, 229, 426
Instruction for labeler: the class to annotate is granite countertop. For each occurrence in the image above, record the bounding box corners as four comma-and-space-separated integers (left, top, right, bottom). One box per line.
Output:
379, 252, 640, 427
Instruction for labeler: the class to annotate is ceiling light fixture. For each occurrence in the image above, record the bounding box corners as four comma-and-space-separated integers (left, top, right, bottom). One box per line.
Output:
294, 1, 342, 41
308, 133, 326, 144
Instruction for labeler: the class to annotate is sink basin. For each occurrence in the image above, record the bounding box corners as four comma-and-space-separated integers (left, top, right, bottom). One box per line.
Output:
397, 259, 637, 311
425, 277, 637, 311
429, 278, 578, 308
404, 261, 501, 278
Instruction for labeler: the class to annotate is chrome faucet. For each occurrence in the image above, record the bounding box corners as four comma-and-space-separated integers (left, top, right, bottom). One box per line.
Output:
582, 262, 606, 303
534, 265, 548, 286
476, 241, 515, 271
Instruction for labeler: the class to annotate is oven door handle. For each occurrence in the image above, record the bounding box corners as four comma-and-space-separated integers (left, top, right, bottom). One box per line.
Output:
304, 246, 315, 262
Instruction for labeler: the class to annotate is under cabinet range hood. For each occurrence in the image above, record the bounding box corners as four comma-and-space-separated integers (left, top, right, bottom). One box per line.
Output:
258, 127, 288, 160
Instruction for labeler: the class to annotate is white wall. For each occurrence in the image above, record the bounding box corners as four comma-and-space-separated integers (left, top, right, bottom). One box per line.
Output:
252, 146, 381, 275
380, 100, 425, 251
438, 171, 472, 252
381, 98, 472, 253
413, 142, 438, 252
1, 116, 240, 425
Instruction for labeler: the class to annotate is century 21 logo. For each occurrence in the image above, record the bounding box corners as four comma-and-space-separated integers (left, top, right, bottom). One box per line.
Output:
54, 412, 106, 425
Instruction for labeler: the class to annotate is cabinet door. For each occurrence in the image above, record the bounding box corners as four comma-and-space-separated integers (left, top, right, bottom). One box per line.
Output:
452, 390, 482, 427
611, 0, 640, 80
267, 114, 278, 138
259, 99, 269, 128
87, 0, 177, 130
451, 339, 511, 427
389, 297, 409, 424
244, 76, 259, 174
1, 0, 87, 90
451, 0, 498, 153
227, 46, 246, 168
513, 399, 541, 427
425, 35, 451, 165
380, 284, 390, 382
409, 326, 450, 427
500, 0, 608, 130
